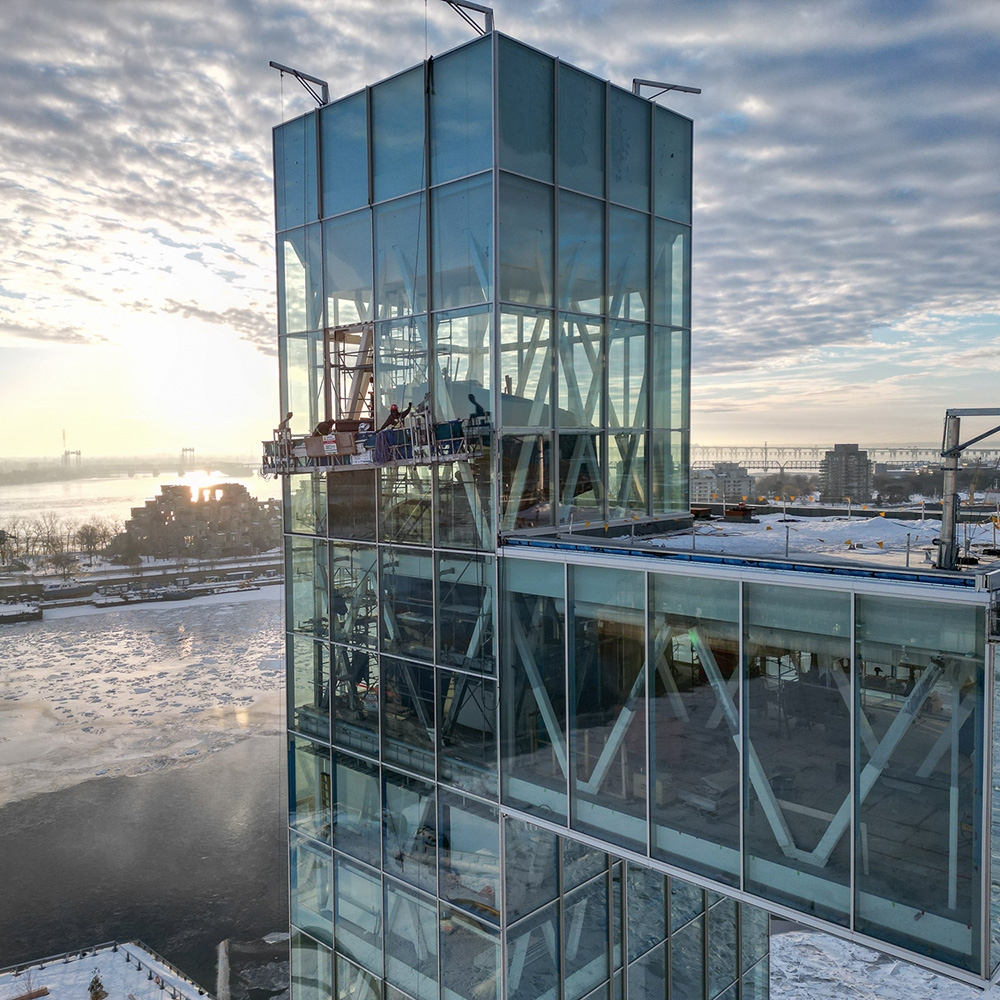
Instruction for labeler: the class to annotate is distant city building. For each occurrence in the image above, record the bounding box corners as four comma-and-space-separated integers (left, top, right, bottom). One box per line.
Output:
820, 443, 872, 502
690, 461, 754, 503
120, 483, 280, 559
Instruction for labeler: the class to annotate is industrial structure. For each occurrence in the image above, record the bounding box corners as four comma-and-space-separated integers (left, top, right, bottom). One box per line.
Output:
268, 14, 1000, 1000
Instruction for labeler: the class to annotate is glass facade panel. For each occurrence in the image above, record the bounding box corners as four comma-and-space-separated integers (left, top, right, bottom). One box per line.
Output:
559, 191, 603, 315
383, 769, 438, 894
289, 633, 331, 742
337, 955, 382, 1000
328, 468, 377, 542
384, 879, 439, 1000
500, 433, 553, 531
855, 596, 985, 970
653, 107, 692, 224
375, 196, 428, 319
332, 646, 379, 757
628, 941, 665, 1000
434, 307, 491, 420
276, 114, 317, 231
742, 956, 769, 1000
503, 816, 559, 922
281, 330, 325, 437
291, 928, 333, 1000
335, 853, 383, 974
382, 656, 436, 777
608, 88, 650, 212
649, 431, 687, 515
372, 66, 425, 202
608, 433, 646, 517
652, 219, 689, 330
564, 877, 609, 1000
570, 565, 647, 850
627, 863, 667, 964
324, 209, 373, 325
439, 789, 500, 922
320, 92, 368, 219
380, 465, 433, 546
557, 315, 603, 429
558, 64, 605, 198
434, 456, 494, 551
607, 207, 648, 322
430, 36, 493, 184
741, 903, 769, 973
707, 898, 738, 999
290, 735, 333, 843
438, 669, 497, 798
288, 536, 330, 638
440, 908, 501, 1000
745, 584, 851, 924
333, 750, 381, 867
607, 321, 646, 429
280, 225, 324, 334
381, 547, 435, 661
558, 431, 603, 523
375, 315, 429, 421
650, 328, 688, 433
330, 542, 378, 648
432, 174, 493, 310
507, 901, 559, 1000
499, 176, 553, 308
562, 838, 608, 891
286, 473, 328, 536
501, 557, 568, 819
292, 830, 333, 946
437, 553, 495, 672
670, 915, 703, 1000
497, 36, 553, 182
499, 306, 553, 428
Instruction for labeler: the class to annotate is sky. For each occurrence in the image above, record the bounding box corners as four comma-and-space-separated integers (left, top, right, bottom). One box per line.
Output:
0, 0, 998, 459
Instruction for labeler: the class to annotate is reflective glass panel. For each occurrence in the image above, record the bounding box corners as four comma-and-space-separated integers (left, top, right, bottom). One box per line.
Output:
650, 575, 740, 885
557, 315, 603, 429
379, 464, 433, 546
652, 219, 689, 329
385, 878, 439, 1000
562, 837, 608, 891
500, 433, 553, 531
324, 209, 373, 325
608, 433, 646, 517
745, 583, 851, 924
375, 315, 430, 421
276, 113, 318, 231
337, 955, 381, 1000
285, 473, 328, 536
290, 928, 332, 1000
670, 915, 703, 1000
279, 225, 324, 334
497, 36, 553, 182
430, 36, 492, 184
321, 92, 368, 218
559, 191, 603, 315
649, 431, 687, 515
375, 195, 428, 319
742, 956, 769, 1000
381, 547, 434, 662
332, 646, 379, 757
432, 173, 493, 310
383, 769, 438, 893
855, 596, 984, 971
328, 468, 377, 542
438, 669, 497, 798
440, 908, 500, 1000
434, 307, 491, 419
499, 307, 553, 427
439, 789, 500, 922
289, 633, 331, 742
741, 903, 769, 973
291, 831, 333, 947
653, 107, 692, 224
627, 863, 668, 964
330, 542, 378, 648
608, 88, 650, 211
504, 816, 559, 923
707, 897, 738, 999
334, 853, 383, 974
559, 64, 605, 198
437, 553, 495, 672
508, 901, 560, 1000
670, 878, 704, 930
382, 656, 436, 777
372, 66, 425, 202
500, 557, 567, 820
608, 207, 648, 322
434, 455, 494, 552
499, 176, 553, 308
558, 431, 603, 523
290, 735, 332, 843
564, 878, 610, 1000
332, 750, 381, 867
570, 565, 647, 850
627, 942, 665, 1000
608, 321, 647, 429
287, 536, 329, 638
650, 327, 688, 433
280, 332, 326, 437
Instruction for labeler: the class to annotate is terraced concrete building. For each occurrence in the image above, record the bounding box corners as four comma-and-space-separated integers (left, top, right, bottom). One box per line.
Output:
266, 20, 1000, 1000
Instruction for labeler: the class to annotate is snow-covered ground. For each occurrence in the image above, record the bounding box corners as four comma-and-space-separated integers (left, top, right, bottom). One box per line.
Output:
0, 589, 283, 807
647, 513, 1000, 569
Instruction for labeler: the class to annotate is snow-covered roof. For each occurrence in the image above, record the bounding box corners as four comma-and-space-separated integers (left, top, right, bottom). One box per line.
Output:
0, 943, 212, 1000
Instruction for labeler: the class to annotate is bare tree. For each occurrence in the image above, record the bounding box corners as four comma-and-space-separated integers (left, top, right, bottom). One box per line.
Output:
76, 523, 104, 564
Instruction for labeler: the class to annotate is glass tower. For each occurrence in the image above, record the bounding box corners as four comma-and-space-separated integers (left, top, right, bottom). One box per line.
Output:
271, 26, 1000, 1000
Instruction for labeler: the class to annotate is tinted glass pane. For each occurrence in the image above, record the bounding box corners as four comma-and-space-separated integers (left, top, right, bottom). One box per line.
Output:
498, 36, 553, 182
380, 464, 433, 545
650, 327, 687, 432
383, 769, 437, 894
372, 66, 425, 201
608, 321, 646, 428
332, 646, 378, 757
337, 956, 382, 1000
289, 633, 331, 742
649, 430, 687, 515
330, 542, 378, 648
654, 107, 692, 223
276, 113, 318, 231
285, 473, 328, 536
564, 878, 609, 1000
670, 915, 703, 1000
290, 928, 332, 1000
290, 735, 332, 843
557, 315, 602, 430
499, 433, 553, 531
430, 36, 492, 184
287, 536, 329, 638
382, 655, 436, 777
434, 307, 491, 415
324, 209, 373, 325
559, 64, 604, 197
558, 431, 603, 522
627, 864, 667, 964
608, 88, 649, 211
608, 207, 648, 321
328, 467, 377, 541
562, 837, 608, 891
507, 901, 560, 1000
375, 194, 428, 318
608, 432, 646, 517
435, 454, 494, 551
332, 750, 381, 867
291, 831, 333, 946
385, 879, 438, 1000
652, 219, 689, 328
439, 790, 500, 923
279, 225, 324, 334
321, 92, 368, 218
381, 546, 434, 662
432, 173, 493, 310
559, 191, 603, 315
334, 854, 383, 974
504, 816, 559, 922
438, 669, 498, 798
708, 898, 738, 998
741, 903, 769, 973
437, 552, 495, 672
280, 332, 325, 437
499, 306, 553, 428
500, 175, 553, 307
627, 942, 665, 1000
440, 908, 500, 1000
375, 315, 429, 420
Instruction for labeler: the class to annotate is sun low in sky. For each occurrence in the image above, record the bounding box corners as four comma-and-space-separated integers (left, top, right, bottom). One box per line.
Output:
0, 0, 997, 458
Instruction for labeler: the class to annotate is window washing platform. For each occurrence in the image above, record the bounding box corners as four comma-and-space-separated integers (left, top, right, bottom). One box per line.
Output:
262, 414, 488, 476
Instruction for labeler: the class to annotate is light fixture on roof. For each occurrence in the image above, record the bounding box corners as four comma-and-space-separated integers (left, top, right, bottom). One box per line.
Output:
268, 60, 330, 106
632, 78, 702, 100
441, 0, 494, 36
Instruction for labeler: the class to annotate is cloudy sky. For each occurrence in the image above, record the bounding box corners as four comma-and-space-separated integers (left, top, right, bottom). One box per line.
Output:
1, 0, 997, 458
